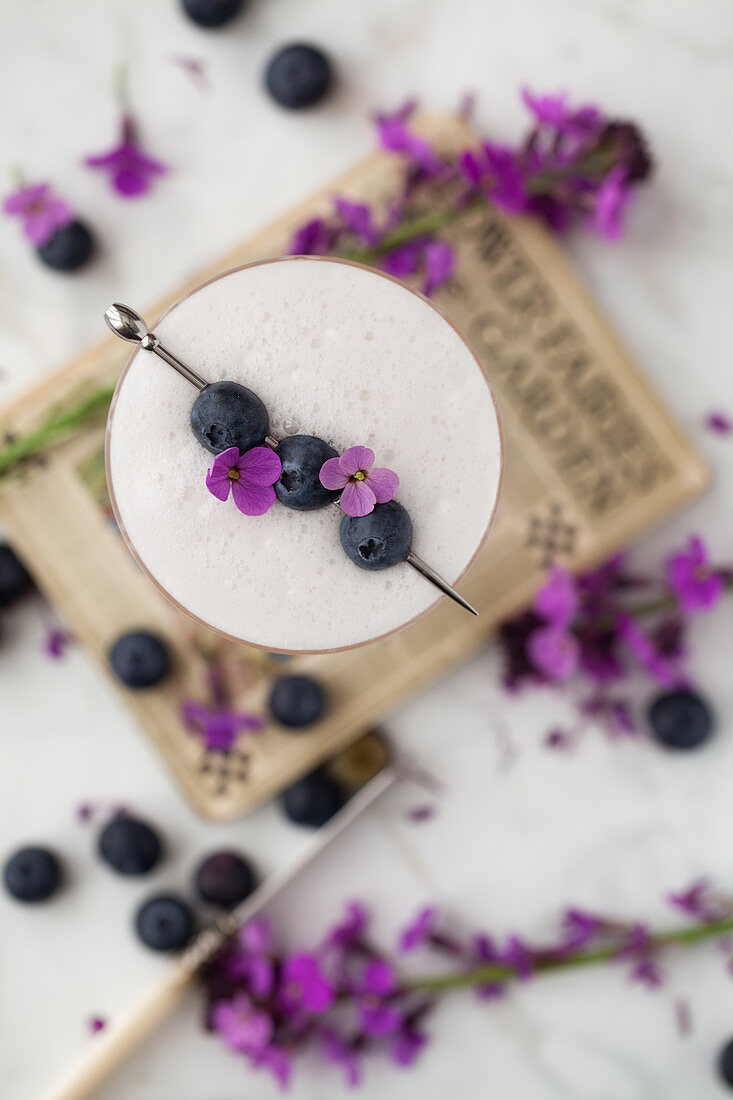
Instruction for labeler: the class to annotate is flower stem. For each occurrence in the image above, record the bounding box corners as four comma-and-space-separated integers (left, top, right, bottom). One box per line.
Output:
0, 386, 115, 480
408, 915, 733, 994
344, 200, 481, 265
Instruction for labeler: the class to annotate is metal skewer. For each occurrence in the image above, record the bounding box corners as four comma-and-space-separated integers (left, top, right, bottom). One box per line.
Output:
105, 303, 478, 616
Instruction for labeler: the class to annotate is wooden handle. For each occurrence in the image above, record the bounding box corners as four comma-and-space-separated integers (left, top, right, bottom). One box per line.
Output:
40, 964, 193, 1100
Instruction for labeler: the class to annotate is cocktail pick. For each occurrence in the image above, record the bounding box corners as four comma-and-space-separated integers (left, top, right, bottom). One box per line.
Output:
105, 303, 479, 617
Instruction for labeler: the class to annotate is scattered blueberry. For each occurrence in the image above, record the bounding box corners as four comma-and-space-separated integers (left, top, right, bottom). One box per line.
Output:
718, 1037, 733, 1088
37, 219, 95, 272
340, 500, 412, 571
98, 814, 163, 876
275, 435, 339, 510
0, 543, 33, 608
327, 731, 390, 791
181, 0, 245, 28
190, 381, 269, 455
194, 851, 257, 908
109, 630, 171, 689
135, 894, 195, 952
269, 674, 326, 728
265, 43, 334, 109
648, 688, 714, 750
3, 846, 62, 903
281, 769, 345, 828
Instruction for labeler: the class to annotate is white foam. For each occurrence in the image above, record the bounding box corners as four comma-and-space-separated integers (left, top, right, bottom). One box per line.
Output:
108, 258, 502, 651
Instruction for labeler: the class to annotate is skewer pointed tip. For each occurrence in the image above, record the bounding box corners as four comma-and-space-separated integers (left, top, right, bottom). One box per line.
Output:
406, 551, 478, 616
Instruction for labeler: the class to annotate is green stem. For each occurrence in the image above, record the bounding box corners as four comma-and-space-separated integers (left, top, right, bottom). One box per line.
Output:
345, 200, 482, 265
0, 386, 115, 479
408, 915, 733, 995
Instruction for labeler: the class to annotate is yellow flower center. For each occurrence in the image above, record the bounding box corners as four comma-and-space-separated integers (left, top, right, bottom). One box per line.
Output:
353, 470, 366, 481
228, 468, 240, 481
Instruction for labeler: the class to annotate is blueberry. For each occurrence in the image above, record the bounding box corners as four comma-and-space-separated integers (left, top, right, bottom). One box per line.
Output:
648, 688, 714, 750
281, 769, 345, 828
340, 500, 412, 571
194, 851, 257, 908
109, 630, 171, 689
3, 846, 62, 903
274, 435, 339, 510
37, 219, 95, 272
190, 381, 269, 455
719, 1038, 733, 1088
0, 543, 33, 608
269, 675, 326, 728
181, 0, 244, 28
135, 895, 195, 952
265, 44, 334, 109
98, 815, 163, 876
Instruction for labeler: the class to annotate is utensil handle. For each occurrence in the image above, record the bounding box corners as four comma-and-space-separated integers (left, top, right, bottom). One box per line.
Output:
40, 965, 193, 1100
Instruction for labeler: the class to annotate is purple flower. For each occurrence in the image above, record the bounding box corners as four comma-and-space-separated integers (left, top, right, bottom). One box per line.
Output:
279, 953, 334, 1016
667, 536, 724, 614
334, 197, 378, 245
252, 1045, 292, 1088
319, 445, 399, 518
521, 88, 601, 138
500, 935, 534, 980
375, 101, 443, 175
561, 908, 601, 951
459, 142, 530, 214
3, 182, 73, 246
289, 216, 335, 256
616, 923, 664, 988
593, 166, 631, 240
399, 906, 437, 953
85, 116, 167, 198
391, 1024, 428, 1067
87, 1015, 107, 1034
44, 626, 74, 660
705, 411, 732, 435
668, 880, 724, 923
325, 901, 368, 949
616, 614, 677, 686
354, 959, 403, 1036
381, 239, 425, 279
321, 1029, 362, 1087
527, 625, 580, 682
206, 446, 282, 516
211, 994, 274, 1053
181, 700, 263, 752
534, 566, 578, 627
421, 240, 454, 297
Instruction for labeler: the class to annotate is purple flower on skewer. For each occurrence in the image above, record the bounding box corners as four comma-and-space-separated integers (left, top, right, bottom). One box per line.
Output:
205, 446, 282, 517
279, 953, 334, 1016
667, 535, 724, 614
319, 445, 398, 518
3, 182, 73, 246
85, 116, 167, 198
211, 993, 274, 1053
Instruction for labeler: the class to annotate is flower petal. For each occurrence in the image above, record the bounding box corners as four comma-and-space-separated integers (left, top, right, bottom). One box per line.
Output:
365, 466, 399, 503
113, 169, 149, 197
205, 464, 232, 502
319, 456, 348, 490
239, 446, 282, 486
231, 479, 276, 516
340, 480, 376, 517
339, 446, 374, 477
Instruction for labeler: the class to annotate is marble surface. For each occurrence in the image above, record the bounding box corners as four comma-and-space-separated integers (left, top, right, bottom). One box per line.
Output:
1, 1, 733, 1097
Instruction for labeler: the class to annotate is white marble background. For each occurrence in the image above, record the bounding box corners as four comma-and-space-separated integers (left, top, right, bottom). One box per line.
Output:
1, 1, 733, 1097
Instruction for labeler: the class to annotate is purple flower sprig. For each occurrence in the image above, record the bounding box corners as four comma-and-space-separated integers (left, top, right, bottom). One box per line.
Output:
203, 887, 733, 1089
3, 181, 74, 246
497, 534, 732, 742
288, 89, 653, 298
85, 110, 167, 199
